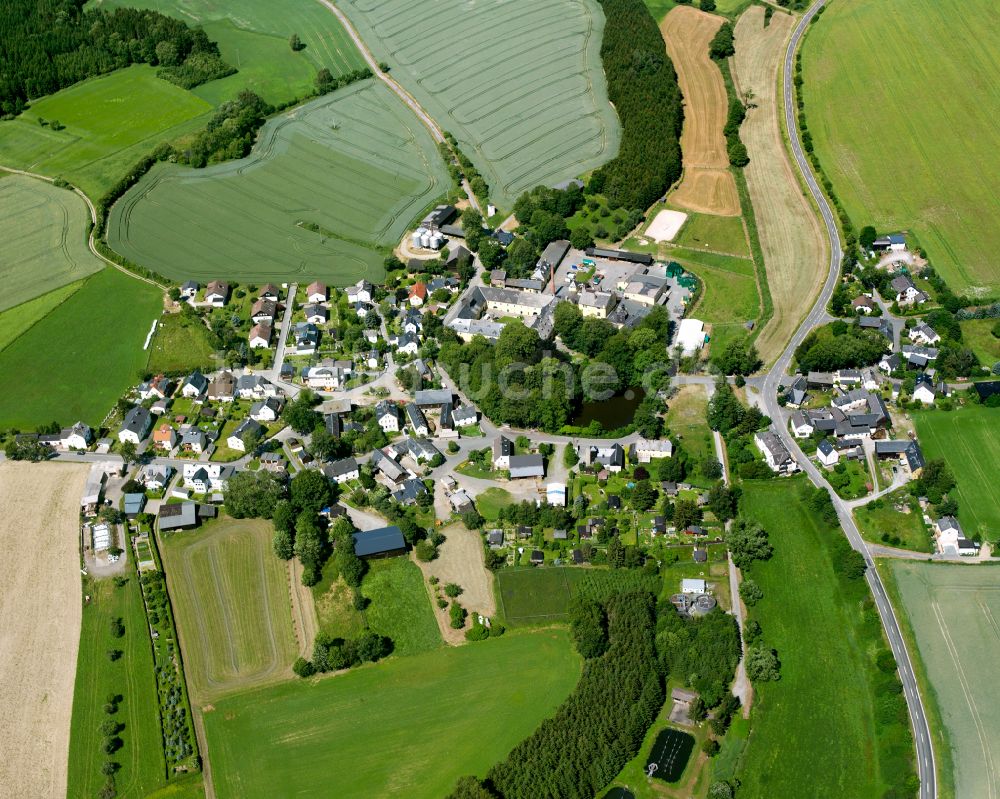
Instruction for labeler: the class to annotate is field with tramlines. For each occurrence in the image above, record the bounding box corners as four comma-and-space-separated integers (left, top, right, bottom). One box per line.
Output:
159, 518, 299, 703
107, 81, 448, 285
339, 0, 621, 208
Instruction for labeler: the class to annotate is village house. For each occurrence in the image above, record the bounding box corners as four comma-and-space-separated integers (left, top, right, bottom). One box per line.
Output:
250, 298, 280, 324
935, 516, 979, 556
303, 303, 328, 324
816, 438, 840, 467
153, 423, 177, 452
248, 322, 272, 349
754, 429, 798, 475
908, 323, 940, 346
306, 281, 328, 303
325, 457, 360, 484
182, 370, 208, 399
576, 289, 617, 319
139, 463, 173, 491
409, 282, 428, 307
392, 478, 428, 505
207, 371, 236, 402
205, 280, 230, 307
371, 448, 408, 483
874, 439, 925, 475
890, 275, 927, 307
180, 427, 208, 454
227, 418, 262, 451
182, 462, 233, 493
579, 443, 626, 472
631, 438, 674, 463
236, 374, 280, 400
180, 280, 199, 299
852, 295, 876, 314
913, 373, 938, 405
492, 435, 513, 469
249, 397, 283, 422
346, 279, 373, 305
375, 400, 402, 433
405, 403, 429, 436
259, 283, 281, 302
119, 406, 152, 445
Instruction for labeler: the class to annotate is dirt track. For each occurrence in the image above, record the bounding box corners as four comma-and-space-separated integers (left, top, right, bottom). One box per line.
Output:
0, 462, 88, 799
732, 6, 827, 363
662, 6, 740, 216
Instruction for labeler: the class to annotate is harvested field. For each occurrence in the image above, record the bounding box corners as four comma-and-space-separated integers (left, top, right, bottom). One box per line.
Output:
159, 518, 299, 703
733, 6, 826, 365
0, 174, 104, 311
338, 0, 621, 209
646, 209, 688, 242
802, 0, 1000, 294
419, 523, 496, 619
0, 462, 88, 799
108, 81, 448, 285
662, 6, 739, 216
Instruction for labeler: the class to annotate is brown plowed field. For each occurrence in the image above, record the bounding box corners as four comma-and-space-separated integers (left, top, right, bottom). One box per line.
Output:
662, 6, 740, 216
732, 6, 827, 364
0, 461, 87, 799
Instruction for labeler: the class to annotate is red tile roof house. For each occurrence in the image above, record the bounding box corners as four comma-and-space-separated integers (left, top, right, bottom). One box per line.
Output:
408, 282, 427, 307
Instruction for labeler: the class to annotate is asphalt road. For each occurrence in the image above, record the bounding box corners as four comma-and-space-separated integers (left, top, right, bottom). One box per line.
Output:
760, 3, 937, 796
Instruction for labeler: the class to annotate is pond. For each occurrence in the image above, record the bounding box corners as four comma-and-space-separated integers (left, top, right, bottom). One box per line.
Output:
646, 727, 695, 782
571, 386, 646, 430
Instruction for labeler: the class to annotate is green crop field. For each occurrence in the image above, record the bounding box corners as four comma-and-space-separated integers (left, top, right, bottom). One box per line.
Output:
802, 0, 1000, 293
159, 518, 299, 702
360, 558, 442, 656
147, 313, 218, 374
339, 0, 621, 209
0, 268, 162, 428
736, 481, 893, 798
68, 576, 168, 798
0, 281, 83, 353
203, 630, 580, 799
0, 175, 104, 310
108, 81, 448, 285
0, 67, 213, 200
497, 567, 660, 624
888, 561, 1000, 799
96, 0, 366, 107
913, 407, 1000, 541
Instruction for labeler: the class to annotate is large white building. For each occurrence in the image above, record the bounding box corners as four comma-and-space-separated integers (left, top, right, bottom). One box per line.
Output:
675, 318, 706, 357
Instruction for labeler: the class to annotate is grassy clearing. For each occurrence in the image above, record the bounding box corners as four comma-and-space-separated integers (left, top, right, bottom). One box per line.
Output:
0, 268, 162, 428
203, 630, 580, 799
736, 480, 892, 798
960, 319, 1000, 368
361, 558, 442, 657
913, 407, 1000, 541
312, 569, 366, 640
67, 575, 167, 799
159, 518, 298, 703
885, 561, 1000, 799
733, 7, 827, 365
0, 66, 212, 200
854, 489, 932, 553
0, 280, 83, 353
674, 211, 750, 258
476, 487, 516, 521
802, 0, 1000, 293
108, 81, 447, 285
98, 0, 366, 107
496, 567, 660, 625
338, 0, 621, 209
0, 175, 104, 310
147, 313, 217, 374
665, 384, 713, 462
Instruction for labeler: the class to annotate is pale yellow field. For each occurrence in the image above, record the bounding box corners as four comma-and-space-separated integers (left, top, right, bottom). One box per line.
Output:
0, 461, 88, 799
733, 6, 827, 364
662, 6, 740, 216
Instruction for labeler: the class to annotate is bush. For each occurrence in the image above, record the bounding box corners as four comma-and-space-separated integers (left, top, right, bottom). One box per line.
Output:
292, 657, 316, 678
444, 583, 463, 598
415, 539, 437, 561
739, 579, 763, 606
449, 601, 467, 629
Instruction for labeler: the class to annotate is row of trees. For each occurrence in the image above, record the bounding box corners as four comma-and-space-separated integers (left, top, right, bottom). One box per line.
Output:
1, 0, 232, 114
590, 0, 684, 210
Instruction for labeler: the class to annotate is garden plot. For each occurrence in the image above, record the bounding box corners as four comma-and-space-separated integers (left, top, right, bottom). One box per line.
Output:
339, 0, 621, 208
108, 80, 448, 285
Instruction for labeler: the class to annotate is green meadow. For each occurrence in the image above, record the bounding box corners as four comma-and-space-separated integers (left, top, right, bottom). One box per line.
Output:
203, 630, 580, 799
0, 268, 162, 428
803, 0, 1000, 293
913, 406, 1000, 540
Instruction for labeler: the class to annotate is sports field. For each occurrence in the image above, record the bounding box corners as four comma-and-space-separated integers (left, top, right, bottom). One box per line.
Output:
108, 81, 447, 285
661, 6, 739, 216
802, 0, 1000, 294
160, 518, 299, 702
0, 463, 87, 799
203, 630, 580, 799
733, 7, 826, 365
0, 268, 162, 428
0, 174, 104, 311
68, 576, 167, 799
497, 567, 659, 624
913, 407, 1000, 541
339, 0, 621, 209
0, 66, 213, 200
97, 0, 366, 106
889, 562, 1000, 798
736, 481, 890, 798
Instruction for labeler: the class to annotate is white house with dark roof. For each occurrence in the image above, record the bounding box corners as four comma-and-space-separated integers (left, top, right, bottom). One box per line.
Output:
250, 397, 283, 422
119, 406, 151, 444
375, 401, 402, 433
182, 370, 208, 398
913, 373, 937, 405
227, 419, 262, 451
816, 438, 839, 467
754, 429, 798, 475
303, 303, 328, 324
890, 275, 926, 306
632, 439, 673, 463
325, 457, 359, 484
405, 403, 429, 436
908, 323, 940, 346
492, 435, 513, 469
935, 516, 978, 556
205, 281, 229, 306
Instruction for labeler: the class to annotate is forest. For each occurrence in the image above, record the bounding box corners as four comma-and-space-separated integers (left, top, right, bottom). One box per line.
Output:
590, 0, 684, 211
0, 0, 232, 115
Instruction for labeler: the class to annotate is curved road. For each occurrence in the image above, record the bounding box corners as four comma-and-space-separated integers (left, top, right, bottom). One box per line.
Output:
315, 0, 482, 214
760, 3, 937, 797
